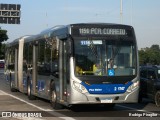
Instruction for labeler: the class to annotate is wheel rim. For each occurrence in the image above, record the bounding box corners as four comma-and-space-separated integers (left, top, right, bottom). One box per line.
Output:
10, 76, 13, 88
51, 90, 56, 102
28, 85, 30, 95
10, 80, 13, 88
27, 81, 31, 96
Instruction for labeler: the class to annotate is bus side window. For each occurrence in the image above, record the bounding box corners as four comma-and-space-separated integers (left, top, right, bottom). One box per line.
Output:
37, 41, 52, 76
51, 60, 59, 78
8, 64, 14, 70
23, 60, 27, 72
9, 49, 15, 71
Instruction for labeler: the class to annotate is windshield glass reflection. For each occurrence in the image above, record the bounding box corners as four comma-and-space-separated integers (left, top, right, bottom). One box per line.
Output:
74, 39, 136, 76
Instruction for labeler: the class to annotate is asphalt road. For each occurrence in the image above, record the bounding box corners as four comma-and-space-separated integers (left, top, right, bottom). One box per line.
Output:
0, 70, 159, 120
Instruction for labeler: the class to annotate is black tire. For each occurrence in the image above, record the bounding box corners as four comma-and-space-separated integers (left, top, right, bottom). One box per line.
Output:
27, 79, 36, 100
138, 96, 142, 103
50, 82, 63, 109
10, 75, 17, 92
138, 92, 143, 103
155, 91, 160, 107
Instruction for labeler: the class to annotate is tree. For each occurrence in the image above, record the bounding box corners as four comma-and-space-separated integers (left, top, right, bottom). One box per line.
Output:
139, 49, 149, 65
149, 45, 160, 64
0, 28, 8, 59
0, 43, 6, 59
0, 28, 8, 43
150, 44, 160, 51
139, 45, 160, 65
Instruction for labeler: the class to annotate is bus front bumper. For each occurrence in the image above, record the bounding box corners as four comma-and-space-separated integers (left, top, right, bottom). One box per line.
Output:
69, 87, 139, 104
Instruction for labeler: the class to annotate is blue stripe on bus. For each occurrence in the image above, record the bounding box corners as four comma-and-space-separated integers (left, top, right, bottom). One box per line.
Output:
23, 78, 27, 87
38, 80, 45, 91
81, 81, 132, 94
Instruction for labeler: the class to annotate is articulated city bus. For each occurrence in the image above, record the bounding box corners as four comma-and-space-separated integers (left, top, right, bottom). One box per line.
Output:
5, 23, 139, 109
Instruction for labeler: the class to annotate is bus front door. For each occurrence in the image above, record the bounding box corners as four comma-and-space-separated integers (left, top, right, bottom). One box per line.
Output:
59, 40, 69, 102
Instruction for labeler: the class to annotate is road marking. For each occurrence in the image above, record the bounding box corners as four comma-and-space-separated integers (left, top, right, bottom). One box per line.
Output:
0, 90, 75, 120
117, 104, 160, 116
1, 88, 159, 118
0, 90, 7, 95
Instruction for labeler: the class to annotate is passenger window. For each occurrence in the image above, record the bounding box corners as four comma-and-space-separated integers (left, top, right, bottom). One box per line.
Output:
37, 41, 51, 76
37, 39, 58, 76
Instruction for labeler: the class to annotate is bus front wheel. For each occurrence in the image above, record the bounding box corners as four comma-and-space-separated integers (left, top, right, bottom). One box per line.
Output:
10, 75, 17, 92
50, 83, 63, 109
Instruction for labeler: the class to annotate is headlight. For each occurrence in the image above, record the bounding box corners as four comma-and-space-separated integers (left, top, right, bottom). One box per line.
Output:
73, 81, 88, 93
127, 81, 139, 92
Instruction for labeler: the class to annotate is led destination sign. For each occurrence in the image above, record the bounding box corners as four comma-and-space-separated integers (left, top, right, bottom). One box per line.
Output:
71, 24, 134, 38
79, 28, 126, 35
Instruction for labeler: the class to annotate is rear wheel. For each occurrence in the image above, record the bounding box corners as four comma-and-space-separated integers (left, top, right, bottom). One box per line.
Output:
10, 75, 17, 92
50, 82, 63, 109
155, 91, 160, 107
138, 92, 143, 103
27, 78, 36, 100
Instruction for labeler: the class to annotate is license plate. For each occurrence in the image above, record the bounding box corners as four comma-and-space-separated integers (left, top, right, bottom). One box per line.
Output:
100, 98, 113, 103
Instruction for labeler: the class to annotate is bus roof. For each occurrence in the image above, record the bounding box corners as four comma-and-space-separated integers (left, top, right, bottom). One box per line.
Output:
8, 23, 134, 46
70, 23, 132, 27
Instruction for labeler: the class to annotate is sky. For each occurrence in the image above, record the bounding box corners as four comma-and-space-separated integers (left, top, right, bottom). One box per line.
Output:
0, 0, 160, 49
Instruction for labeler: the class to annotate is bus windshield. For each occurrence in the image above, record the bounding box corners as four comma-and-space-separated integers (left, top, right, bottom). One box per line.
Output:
74, 39, 136, 76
